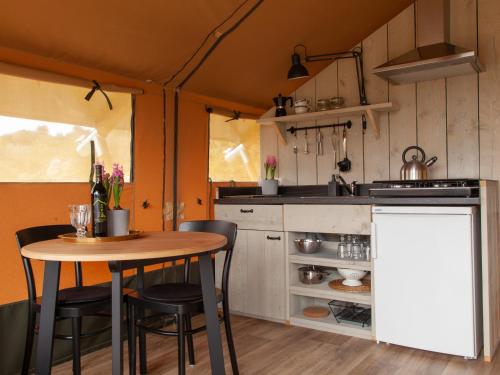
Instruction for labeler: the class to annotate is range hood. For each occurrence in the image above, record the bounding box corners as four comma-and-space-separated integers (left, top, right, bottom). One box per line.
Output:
373, 0, 483, 85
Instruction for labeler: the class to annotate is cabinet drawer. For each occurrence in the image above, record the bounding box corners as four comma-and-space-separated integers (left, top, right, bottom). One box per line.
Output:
214, 204, 283, 231
284, 204, 371, 234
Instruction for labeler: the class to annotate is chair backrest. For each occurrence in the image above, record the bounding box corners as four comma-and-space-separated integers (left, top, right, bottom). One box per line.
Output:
178, 220, 237, 294
15, 224, 79, 302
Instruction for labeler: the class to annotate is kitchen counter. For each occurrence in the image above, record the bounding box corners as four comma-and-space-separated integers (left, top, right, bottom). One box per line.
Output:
215, 195, 480, 206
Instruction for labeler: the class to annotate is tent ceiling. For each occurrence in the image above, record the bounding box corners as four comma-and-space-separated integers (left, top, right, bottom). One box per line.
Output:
0, 0, 414, 108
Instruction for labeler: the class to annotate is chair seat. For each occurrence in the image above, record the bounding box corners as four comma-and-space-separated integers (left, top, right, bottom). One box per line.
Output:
141, 283, 222, 303
36, 286, 112, 305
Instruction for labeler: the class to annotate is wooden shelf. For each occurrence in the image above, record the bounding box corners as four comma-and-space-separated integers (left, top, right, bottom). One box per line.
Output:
257, 102, 398, 143
290, 313, 372, 340
290, 279, 371, 305
289, 252, 372, 271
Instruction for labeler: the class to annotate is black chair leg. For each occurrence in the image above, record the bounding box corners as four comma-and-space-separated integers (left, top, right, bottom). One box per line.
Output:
223, 300, 239, 375
185, 314, 195, 366
21, 305, 36, 375
177, 314, 185, 375
71, 317, 82, 375
127, 304, 137, 375
138, 308, 147, 374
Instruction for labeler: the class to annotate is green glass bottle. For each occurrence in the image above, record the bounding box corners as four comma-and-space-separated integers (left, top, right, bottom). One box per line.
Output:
91, 164, 108, 237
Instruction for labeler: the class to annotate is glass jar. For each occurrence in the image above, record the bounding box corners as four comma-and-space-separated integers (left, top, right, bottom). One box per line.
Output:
338, 235, 348, 258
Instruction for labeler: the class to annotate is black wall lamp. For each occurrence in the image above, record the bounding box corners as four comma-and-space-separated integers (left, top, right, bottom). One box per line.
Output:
287, 44, 368, 106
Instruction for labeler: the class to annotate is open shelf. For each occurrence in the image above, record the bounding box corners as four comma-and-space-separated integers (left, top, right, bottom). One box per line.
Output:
289, 252, 371, 271
290, 313, 372, 340
257, 102, 398, 143
290, 278, 371, 305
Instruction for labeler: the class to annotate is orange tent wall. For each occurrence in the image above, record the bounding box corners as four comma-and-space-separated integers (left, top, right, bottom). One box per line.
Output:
0, 47, 264, 305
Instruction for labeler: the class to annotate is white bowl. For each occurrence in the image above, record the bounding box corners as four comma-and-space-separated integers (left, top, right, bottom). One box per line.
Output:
337, 268, 367, 287
294, 105, 309, 114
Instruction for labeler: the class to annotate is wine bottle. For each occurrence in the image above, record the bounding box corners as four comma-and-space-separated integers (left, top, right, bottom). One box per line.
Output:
91, 164, 108, 237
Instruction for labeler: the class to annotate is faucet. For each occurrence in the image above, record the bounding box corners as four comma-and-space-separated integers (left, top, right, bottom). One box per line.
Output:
334, 174, 357, 196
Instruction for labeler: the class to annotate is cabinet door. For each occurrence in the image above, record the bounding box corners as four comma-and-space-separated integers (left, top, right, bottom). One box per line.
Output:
215, 229, 248, 313
262, 231, 286, 320
245, 230, 266, 316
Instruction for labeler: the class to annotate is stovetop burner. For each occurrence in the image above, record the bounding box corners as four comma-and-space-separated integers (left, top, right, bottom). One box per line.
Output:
369, 179, 479, 198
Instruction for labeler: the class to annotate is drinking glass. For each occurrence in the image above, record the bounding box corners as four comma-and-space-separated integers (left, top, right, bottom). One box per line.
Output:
69, 204, 91, 238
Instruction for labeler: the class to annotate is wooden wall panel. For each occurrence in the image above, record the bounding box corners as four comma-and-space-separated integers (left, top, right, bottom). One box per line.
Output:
259, 2, 484, 186
294, 79, 318, 185
338, 43, 364, 183
316, 62, 339, 184
448, 0, 479, 178
363, 25, 390, 182
388, 4, 417, 180
417, 79, 447, 178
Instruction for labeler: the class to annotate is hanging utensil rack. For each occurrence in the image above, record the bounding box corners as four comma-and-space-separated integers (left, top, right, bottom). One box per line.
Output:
286, 120, 352, 135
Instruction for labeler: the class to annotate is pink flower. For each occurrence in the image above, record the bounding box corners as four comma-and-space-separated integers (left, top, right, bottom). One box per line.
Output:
111, 163, 124, 185
265, 155, 277, 168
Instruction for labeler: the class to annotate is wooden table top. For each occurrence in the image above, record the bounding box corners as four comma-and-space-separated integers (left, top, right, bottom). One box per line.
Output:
21, 231, 227, 262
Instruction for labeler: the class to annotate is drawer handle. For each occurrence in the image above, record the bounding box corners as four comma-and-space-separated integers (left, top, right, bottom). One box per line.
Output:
240, 209, 254, 213
266, 235, 281, 241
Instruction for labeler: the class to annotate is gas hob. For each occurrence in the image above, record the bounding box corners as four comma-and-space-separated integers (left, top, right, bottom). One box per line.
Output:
369, 179, 479, 198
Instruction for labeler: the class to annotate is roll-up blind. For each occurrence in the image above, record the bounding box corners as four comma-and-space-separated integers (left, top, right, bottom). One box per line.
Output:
0, 73, 132, 182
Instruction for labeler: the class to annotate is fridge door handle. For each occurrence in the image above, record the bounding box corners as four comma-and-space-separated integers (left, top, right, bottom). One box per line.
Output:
371, 222, 377, 259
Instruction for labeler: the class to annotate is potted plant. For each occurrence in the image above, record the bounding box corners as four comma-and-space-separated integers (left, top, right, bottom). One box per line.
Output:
262, 155, 278, 195
106, 163, 129, 236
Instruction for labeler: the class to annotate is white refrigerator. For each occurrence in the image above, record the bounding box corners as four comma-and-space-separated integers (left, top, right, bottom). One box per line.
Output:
371, 206, 482, 358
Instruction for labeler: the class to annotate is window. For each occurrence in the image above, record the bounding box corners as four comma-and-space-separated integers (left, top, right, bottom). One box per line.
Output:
209, 113, 260, 182
0, 73, 133, 182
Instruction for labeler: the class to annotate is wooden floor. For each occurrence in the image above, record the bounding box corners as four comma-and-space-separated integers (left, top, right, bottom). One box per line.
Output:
53, 314, 500, 374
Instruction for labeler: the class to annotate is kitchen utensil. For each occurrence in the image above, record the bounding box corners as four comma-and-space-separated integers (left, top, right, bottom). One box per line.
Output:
330, 97, 345, 109
337, 268, 368, 287
294, 238, 322, 254
304, 129, 309, 154
298, 265, 328, 284
330, 128, 338, 166
400, 145, 438, 180
69, 204, 91, 238
316, 130, 323, 155
303, 306, 330, 318
273, 94, 293, 117
337, 127, 351, 172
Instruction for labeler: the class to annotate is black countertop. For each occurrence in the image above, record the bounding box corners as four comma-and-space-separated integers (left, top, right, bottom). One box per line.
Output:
214, 185, 481, 206
215, 196, 480, 205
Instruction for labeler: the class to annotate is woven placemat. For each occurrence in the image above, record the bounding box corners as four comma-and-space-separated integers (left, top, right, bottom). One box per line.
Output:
303, 306, 330, 318
328, 278, 371, 293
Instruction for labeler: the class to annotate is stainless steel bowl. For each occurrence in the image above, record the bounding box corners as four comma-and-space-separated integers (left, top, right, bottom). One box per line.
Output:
294, 239, 322, 254
298, 266, 328, 284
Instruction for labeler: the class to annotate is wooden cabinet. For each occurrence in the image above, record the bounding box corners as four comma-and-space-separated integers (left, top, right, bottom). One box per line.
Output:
215, 227, 286, 321
284, 204, 371, 235
214, 204, 283, 231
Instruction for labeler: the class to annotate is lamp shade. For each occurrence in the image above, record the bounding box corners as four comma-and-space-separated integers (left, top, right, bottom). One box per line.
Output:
287, 53, 309, 80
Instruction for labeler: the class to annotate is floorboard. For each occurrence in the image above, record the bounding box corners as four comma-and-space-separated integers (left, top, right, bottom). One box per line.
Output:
52, 314, 500, 374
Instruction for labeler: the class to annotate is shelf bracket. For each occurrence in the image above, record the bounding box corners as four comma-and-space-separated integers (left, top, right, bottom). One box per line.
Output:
271, 122, 288, 144
364, 109, 380, 139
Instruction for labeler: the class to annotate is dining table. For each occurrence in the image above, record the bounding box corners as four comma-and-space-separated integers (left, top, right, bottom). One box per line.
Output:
21, 231, 228, 375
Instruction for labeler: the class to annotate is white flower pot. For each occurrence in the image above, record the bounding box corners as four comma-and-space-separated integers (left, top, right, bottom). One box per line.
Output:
261, 179, 278, 195
107, 209, 130, 236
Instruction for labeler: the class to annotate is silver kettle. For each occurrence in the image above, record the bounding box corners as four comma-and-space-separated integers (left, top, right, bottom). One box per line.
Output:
400, 146, 437, 180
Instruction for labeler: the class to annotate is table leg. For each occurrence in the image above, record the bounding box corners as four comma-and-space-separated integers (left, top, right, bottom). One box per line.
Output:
111, 270, 124, 375
36, 261, 61, 375
199, 253, 226, 374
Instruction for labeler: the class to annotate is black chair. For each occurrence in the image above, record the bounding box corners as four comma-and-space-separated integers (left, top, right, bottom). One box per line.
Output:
126, 220, 239, 375
16, 225, 121, 375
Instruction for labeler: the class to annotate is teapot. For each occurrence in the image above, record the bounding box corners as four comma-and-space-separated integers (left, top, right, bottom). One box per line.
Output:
400, 145, 437, 180
273, 94, 293, 117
